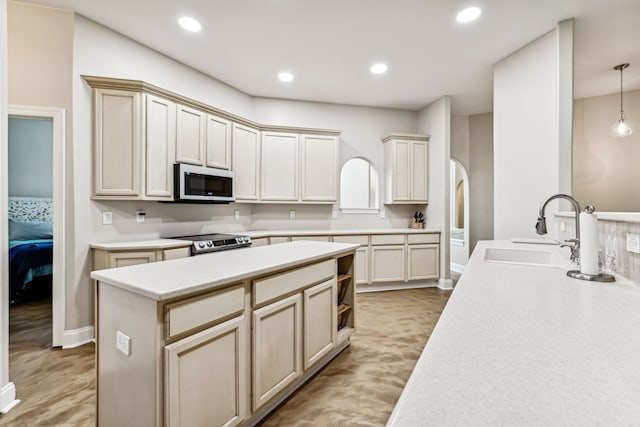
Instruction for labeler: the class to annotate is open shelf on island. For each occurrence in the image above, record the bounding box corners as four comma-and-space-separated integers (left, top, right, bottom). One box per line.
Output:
336, 254, 355, 337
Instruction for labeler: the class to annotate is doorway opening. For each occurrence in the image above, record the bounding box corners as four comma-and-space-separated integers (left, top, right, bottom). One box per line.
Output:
449, 159, 469, 273
7, 106, 65, 349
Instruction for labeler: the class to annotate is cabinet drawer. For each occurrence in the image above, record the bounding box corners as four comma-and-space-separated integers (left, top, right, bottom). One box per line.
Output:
332, 235, 369, 245
165, 284, 245, 340
290, 235, 331, 242
163, 247, 191, 260
269, 236, 290, 245
407, 233, 439, 245
371, 234, 406, 245
253, 259, 335, 306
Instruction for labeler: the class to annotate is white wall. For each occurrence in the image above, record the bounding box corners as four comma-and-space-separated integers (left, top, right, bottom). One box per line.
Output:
417, 97, 451, 282
573, 89, 640, 211
493, 21, 573, 239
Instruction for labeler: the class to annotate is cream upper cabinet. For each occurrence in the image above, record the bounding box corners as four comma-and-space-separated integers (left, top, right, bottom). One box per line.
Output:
93, 88, 142, 197
260, 131, 338, 203
383, 134, 429, 204
206, 114, 232, 170
145, 94, 176, 199
232, 123, 261, 201
261, 131, 299, 201
301, 134, 338, 202
176, 104, 207, 166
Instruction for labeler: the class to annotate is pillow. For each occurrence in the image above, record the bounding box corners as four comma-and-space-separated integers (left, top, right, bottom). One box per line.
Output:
8, 218, 53, 240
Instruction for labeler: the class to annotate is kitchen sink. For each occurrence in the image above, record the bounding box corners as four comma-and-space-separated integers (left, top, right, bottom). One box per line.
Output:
483, 247, 560, 267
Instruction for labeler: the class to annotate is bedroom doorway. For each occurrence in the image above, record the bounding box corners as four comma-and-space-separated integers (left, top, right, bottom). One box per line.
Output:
7, 106, 65, 348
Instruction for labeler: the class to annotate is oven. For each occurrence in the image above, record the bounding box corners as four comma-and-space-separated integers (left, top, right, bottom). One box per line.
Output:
168, 233, 252, 255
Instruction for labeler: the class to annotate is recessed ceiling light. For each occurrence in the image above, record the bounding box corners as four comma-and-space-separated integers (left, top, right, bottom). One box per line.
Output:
278, 72, 294, 82
456, 7, 481, 23
178, 16, 202, 32
370, 63, 388, 74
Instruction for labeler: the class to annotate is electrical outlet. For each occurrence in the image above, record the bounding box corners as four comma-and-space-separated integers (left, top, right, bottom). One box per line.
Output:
332, 209, 338, 220
102, 211, 113, 225
116, 331, 131, 356
289, 210, 296, 220
136, 210, 145, 223
626, 233, 640, 254
234, 210, 240, 220
379, 209, 386, 219
560, 221, 566, 232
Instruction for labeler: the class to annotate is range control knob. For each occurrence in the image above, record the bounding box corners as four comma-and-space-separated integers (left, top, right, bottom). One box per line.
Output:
206, 241, 213, 247
197, 242, 205, 249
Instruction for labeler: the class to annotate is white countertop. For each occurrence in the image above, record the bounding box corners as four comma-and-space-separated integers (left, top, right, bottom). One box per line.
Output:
90, 238, 191, 250
244, 228, 440, 238
387, 240, 640, 426
91, 241, 359, 301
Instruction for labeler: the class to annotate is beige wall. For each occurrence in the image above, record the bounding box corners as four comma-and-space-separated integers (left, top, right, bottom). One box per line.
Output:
469, 113, 494, 252
7, 1, 75, 324
573, 89, 640, 211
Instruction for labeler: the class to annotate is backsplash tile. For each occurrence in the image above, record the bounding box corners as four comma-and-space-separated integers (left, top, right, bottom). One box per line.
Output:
552, 214, 640, 283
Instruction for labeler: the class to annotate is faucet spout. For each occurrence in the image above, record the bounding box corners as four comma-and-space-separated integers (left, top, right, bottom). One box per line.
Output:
536, 193, 581, 262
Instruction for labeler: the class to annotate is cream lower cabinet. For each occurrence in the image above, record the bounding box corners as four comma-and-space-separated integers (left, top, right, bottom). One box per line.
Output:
252, 294, 303, 410
165, 315, 247, 427
407, 244, 439, 281
370, 235, 406, 283
92, 246, 191, 270
333, 235, 370, 285
303, 279, 337, 369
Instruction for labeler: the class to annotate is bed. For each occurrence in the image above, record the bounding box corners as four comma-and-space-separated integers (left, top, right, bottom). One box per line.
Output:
8, 197, 54, 302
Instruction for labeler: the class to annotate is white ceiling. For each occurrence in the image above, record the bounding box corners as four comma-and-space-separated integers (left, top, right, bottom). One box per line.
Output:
16, 0, 640, 114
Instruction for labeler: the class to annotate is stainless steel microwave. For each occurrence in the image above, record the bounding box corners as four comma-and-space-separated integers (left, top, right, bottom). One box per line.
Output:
173, 163, 235, 203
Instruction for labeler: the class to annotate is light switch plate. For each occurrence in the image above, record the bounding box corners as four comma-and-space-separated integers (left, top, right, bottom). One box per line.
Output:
332, 210, 338, 220
234, 210, 240, 220
626, 233, 640, 254
102, 211, 113, 225
289, 210, 295, 220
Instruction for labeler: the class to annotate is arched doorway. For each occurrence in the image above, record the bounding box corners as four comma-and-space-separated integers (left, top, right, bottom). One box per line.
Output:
449, 159, 469, 273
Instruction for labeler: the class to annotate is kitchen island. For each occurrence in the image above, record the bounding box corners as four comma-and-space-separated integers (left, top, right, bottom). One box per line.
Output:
387, 240, 640, 425
91, 240, 358, 427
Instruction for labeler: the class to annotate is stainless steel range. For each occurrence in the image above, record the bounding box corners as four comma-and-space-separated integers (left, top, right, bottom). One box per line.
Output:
170, 233, 252, 255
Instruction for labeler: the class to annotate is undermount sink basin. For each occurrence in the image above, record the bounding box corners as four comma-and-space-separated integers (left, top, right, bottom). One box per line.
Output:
483, 247, 557, 266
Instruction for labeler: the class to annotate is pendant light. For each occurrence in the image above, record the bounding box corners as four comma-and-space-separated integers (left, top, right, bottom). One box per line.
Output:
612, 63, 633, 138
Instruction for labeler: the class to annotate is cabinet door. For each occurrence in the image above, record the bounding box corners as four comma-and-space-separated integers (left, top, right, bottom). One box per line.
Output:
93, 88, 142, 197
392, 140, 411, 201
261, 131, 299, 201
108, 251, 157, 268
232, 124, 261, 201
303, 279, 337, 369
252, 294, 302, 410
300, 134, 338, 202
165, 315, 247, 427
206, 114, 231, 170
176, 104, 206, 165
145, 94, 176, 199
371, 245, 406, 282
355, 246, 370, 285
410, 141, 428, 202
407, 244, 439, 281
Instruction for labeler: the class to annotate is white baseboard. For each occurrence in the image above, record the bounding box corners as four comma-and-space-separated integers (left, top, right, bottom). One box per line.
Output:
0, 382, 20, 414
450, 263, 466, 274
438, 279, 454, 290
62, 326, 95, 349
356, 280, 438, 293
